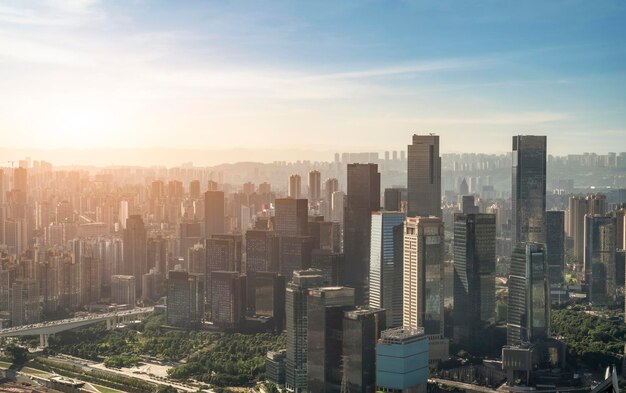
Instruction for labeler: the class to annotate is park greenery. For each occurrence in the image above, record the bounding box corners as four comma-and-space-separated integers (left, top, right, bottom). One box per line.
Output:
550, 306, 626, 371
44, 313, 286, 387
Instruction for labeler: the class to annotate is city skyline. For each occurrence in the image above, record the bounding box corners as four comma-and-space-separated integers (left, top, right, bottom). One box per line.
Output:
1, 1, 625, 159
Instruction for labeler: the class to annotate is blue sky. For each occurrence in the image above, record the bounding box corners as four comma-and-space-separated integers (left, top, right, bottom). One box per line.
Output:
0, 0, 624, 156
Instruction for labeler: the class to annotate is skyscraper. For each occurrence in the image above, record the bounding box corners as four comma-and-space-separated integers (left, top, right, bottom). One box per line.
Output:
453, 213, 496, 344
407, 134, 441, 218
307, 286, 355, 392
584, 215, 617, 305
123, 215, 147, 294
383, 187, 406, 212
286, 269, 324, 392
324, 178, 339, 220
210, 271, 244, 329
204, 190, 225, 236
111, 275, 136, 306
274, 198, 308, 236
308, 170, 321, 200
512, 135, 547, 245
289, 174, 302, 199
376, 327, 429, 393
344, 163, 380, 305
369, 211, 405, 328
403, 216, 448, 362
189, 180, 201, 199
546, 210, 565, 285
507, 243, 549, 345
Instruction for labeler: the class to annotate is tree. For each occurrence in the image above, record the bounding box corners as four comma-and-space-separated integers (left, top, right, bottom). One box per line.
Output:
5, 343, 28, 365
156, 385, 178, 393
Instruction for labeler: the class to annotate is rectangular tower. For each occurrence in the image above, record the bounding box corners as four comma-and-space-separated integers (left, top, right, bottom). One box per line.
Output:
407, 134, 441, 217
546, 210, 565, 285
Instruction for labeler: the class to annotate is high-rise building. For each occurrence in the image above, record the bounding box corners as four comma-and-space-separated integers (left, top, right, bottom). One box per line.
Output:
246, 230, 280, 273
331, 191, 345, 224
344, 163, 380, 305
342, 308, 386, 393
13, 167, 27, 193
403, 216, 448, 362
111, 275, 136, 306
10, 279, 40, 327
204, 191, 225, 236
308, 170, 321, 200
376, 327, 429, 393
453, 213, 496, 344
278, 236, 314, 280
584, 215, 617, 305
512, 135, 547, 245
253, 271, 286, 332
369, 211, 405, 328
407, 134, 441, 218
507, 243, 549, 345
384, 187, 406, 212
210, 271, 244, 329
123, 215, 147, 294
274, 198, 308, 236
289, 174, 302, 199
307, 286, 355, 393
167, 270, 192, 326
189, 180, 201, 199
546, 210, 565, 285
118, 200, 129, 229
285, 269, 324, 392
324, 178, 339, 220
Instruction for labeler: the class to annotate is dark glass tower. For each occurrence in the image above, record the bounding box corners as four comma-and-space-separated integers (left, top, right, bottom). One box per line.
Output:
512, 135, 547, 245
407, 134, 441, 217
507, 243, 549, 345
274, 198, 309, 236
344, 163, 380, 305
123, 215, 147, 294
584, 215, 617, 305
546, 210, 565, 285
453, 213, 496, 344
204, 190, 225, 236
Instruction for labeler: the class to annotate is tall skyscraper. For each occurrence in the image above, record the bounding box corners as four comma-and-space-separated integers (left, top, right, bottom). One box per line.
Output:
307, 286, 355, 393
342, 308, 386, 393
123, 215, 147, 294
289, 174, 302, 199
507, 243, 549, 345
376, 327, 429, 393
369, 211, 405, 328
383, 187, 406, 212
286, 269, 324, 392
189, 180, 201, 199
324, 178, 339, 220
210, 271, 244, 329
111, 275, 136, 306
546, 210, 565, 285
344, 163, 380, 305
512, 135, 547, 245
453, 213, 496, 344
204, 190, 225, 237
403, 216, 448, 362
584, 215, 617, 305
308, 170, 321, 200
407, 134, 441, 218
246, 230, 280, 273
274, 198, 308, 236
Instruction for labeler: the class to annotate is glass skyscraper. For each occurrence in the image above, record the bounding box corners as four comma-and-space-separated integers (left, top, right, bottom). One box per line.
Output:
407, 134, 441, 218
546, 210, 565, 285
369, 211, 405, 327
584, 215, 617, 305
511, 135, 547, 245
376, 327, 429, 393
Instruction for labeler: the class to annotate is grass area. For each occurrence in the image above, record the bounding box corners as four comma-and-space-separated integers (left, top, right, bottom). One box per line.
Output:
0, 360, 12, 369
20, 366, 53, 376
92, 383, 126, 393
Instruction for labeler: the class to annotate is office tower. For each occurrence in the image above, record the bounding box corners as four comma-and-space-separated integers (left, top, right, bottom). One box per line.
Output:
189, 180, 201, 199
274, 198, 308, 236
370, 211, 405, 328
279, 236, 313, 280
207, 180, 218, 191
507, 243, 549, 345
324, 178, 339, 219
10, 279, 40, 327
308, 170, 321, 200
204, 191, 225, 236
453, 213, 496, 344
111, 275, 136, 306
459, 178, 469, 196
246, 230, 280, 272
344, 163, 380, 305
118, 200, 129, 229
289, 174, 302, 199
512, 135, 547, 245
151, 180, 164, 201
123, 215, 147, 294
546, 211, 565, 285
211, 271, 244, 329
254, 271, 286, 332
147, 236, 167, 274
376, 327, 429, 393
407, 134, 441, 218
331, 191, 345, 224
13, 167, 27, 192
286, 269, 325, 392
308, 219, 341, 252
188, 242, 206, 275
461, 195, 479, 214
584, 215, 617, 305
403, 216, 448, 362
568, 195, 587, 263
142, 269, 166, 301
167, 270, 192, 326
307, 286, 355, 392
205, 234, 242, 302
311, 250, 344, 286
342, 308, 386, 393
168, 180, 184, 199
266, 350, 287, 387
384, 187, 406, 212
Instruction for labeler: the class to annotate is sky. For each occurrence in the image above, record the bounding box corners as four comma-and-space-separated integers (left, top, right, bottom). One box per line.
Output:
0, 0, 625, 162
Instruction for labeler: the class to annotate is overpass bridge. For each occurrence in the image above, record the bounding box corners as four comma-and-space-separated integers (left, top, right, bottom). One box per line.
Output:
0, 307, 154, 347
